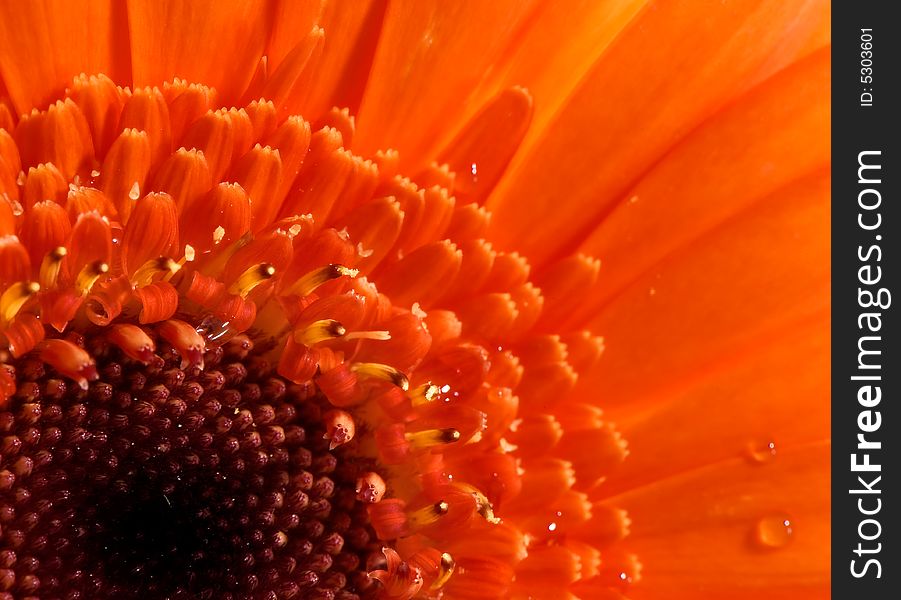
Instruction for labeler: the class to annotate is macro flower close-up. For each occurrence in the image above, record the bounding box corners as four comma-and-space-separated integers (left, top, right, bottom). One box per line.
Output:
0, 1, 830, 599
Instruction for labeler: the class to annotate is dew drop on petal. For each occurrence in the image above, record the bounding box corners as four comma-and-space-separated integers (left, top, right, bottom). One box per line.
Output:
128, 181, 141, 201
754, 514, 794, 549
745, 439, 777, 464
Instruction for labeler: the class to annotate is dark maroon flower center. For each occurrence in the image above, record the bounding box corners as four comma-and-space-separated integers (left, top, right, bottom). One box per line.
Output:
1, 322, 381, 600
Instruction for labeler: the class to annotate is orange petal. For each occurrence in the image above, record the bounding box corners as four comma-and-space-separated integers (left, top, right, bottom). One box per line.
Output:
164, 79, 218, 146
181, 109, 237, 183
14, 99, 94, 180
301, 0, 386, 118
0, 235, 31, 288
37, 338, 98, 390
126, 0, 268, 106
260, 26, 325, 119
3, 313, 45, 358
100, 128, 152, 222
265, 115, 312, 209
157, 318, 205, 369
149, 147, 212, 218
487, 0, 830, 266
608, 442, 829, 600
377, 240, 462, 309
230, 144, 283, 230
577, 173, 829, 410
436, 87, 532, 205
278, 127, 352, 225
354, 0, 540, 170
244, 98, 278, 144
23, 162, 68, 209
119, 86, 172, 167
180, 182, 251, 255
134, 280, 180, 324
600, 323, 828, 498
66, 73, 126, 159
17, 200, 71, 268
120, 192, 179, 275
65, 186, 118, 221
0, 0, 130, 114
106, 323, 156, 364
578, 49, 830, 308
337, 196, 404, 274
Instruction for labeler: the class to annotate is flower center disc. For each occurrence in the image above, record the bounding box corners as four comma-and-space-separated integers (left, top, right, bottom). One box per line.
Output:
1, 320, 380, 599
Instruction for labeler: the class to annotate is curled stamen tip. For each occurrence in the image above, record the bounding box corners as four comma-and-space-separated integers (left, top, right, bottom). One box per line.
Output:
37, 338, 98, 390
39, 247, 67, 288
323, 408, 355, 450
132, 256, 179, 287
0, 281, 41, 324
405, 428, 461, 448
431, 553, 456, 590
107, 324, 156, 364
355, 472, 386, 503
288, 263, 359, 297
158, 319, 207, 369
230, 262, 275, 298
351, 362, 409, 390
76, 261, 109, 294
295, 319, 346, 346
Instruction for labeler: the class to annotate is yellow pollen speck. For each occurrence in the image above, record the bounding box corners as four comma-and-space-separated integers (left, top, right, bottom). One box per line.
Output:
212, 226, 226, 244
411, 303, 427, 319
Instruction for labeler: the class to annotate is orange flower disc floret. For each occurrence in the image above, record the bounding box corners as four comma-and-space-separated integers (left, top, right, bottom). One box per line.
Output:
0, 37, 624, 600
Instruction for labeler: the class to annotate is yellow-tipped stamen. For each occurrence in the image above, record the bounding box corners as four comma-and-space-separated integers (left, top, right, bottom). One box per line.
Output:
228, 263, 275, 298
0, 281, 40, 325
294, 319, 346, 345
39, 246, 67, 289
430, 553, 456, 590
343, 329, 391, 341
405, 428, 461, 448
132, 256, 180, 287
351, 362, 409, 390
408, 501, 450, 529
200, 231, 252, 277
408, 382, 439, 406
75, 261, 109, 295
285, 264, 359, 297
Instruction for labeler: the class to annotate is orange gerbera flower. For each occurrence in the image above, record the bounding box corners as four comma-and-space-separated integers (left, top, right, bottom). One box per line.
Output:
0, 1, 829, 599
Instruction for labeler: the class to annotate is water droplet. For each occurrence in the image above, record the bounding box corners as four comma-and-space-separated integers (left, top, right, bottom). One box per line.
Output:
754, 514, 794, 549
746, 439, 777, 464
128, 181, 141, 201
547, 522, 557, 532
196, 314, 232, 343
